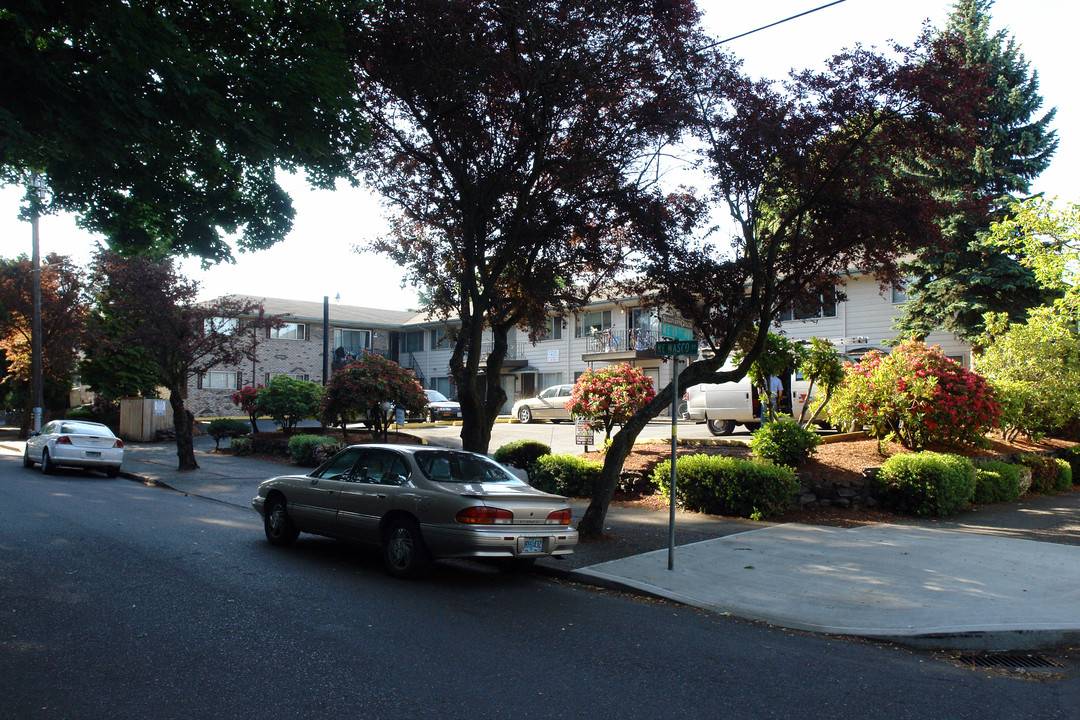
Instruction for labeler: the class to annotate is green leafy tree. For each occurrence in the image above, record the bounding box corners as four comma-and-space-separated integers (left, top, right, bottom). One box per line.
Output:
796, 338, 846, 429
257, 376, 324, 434
0, 0, 367, 261
565, 364, 657, 441
735, 333, 805, 422
892, 0, 1058, 344
322, 352, 427, 443
975, 309, 1080, 441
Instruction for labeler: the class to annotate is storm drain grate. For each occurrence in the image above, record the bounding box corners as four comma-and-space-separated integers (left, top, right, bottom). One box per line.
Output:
958, 653, 1060, 670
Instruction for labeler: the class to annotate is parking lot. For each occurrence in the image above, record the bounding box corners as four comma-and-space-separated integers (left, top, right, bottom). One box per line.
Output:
403, 417, 749, 455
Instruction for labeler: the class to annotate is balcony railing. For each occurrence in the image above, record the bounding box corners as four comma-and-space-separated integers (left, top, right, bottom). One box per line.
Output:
585, 329, 658, 354
478, 341, 527, 362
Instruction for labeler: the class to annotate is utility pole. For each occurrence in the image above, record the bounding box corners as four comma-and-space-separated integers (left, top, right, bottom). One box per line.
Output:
29, 172, 44, 433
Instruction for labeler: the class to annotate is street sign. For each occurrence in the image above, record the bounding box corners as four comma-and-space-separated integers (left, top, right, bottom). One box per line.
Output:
574, 416, 595, 446
655, 340, 698, 356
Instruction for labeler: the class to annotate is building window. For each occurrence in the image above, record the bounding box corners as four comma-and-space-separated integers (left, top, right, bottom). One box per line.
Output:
779, 289, 837, 321
264, 372, 310, 384
334, 328, 370, 355
892, 280, 911, 304
429, 328, 450, 349
271, 322, 305, 340
539, 372, 563, 389
431, 377, 453, 398
575, 310, 612, 337
204, 371, 238, 389
205, 317, 238, 334
541, 316, 563, 341
404, 331, 424, 354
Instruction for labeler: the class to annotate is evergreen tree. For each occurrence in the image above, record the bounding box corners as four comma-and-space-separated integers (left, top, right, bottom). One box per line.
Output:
892, 0, 1058, 346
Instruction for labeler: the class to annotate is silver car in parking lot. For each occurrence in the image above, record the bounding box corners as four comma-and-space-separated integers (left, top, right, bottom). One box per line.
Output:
252, 444, 578, 577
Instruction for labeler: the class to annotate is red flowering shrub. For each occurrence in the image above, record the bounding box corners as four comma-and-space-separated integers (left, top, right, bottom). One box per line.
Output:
825, 340, 1001, 450
232, 384, 264, 433
565, 363, 656, 440
323, 352, 427, 442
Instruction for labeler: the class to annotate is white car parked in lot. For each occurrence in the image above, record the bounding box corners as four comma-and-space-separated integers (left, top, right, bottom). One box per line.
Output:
23, 420, 125, 477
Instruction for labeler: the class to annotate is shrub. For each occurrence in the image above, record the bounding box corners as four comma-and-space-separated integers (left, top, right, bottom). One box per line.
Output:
493, 440, 552, 470
1020, 454, 1058, 494
288, 434, 344, 467
826, 340, 1001, 450
1062, 446, 1080, 486
650, 454, 796, 519
207, 418, 251, 450
257, 376, 324, 432
231, 437, 253, 456
312, 441, 345, 466
873, 452, 975, 517
1054, 458, 1072, 491
529, 454, 602, 497
971, 461, 1023, 505
565, 364, 656, 440
65, 406, 94, 421
750, 418, 821, 467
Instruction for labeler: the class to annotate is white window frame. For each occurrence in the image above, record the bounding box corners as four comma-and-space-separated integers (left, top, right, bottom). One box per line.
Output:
541, 316, 563, 341
779, 290, 838, 322
575, 310, 612, 337
205, 371, 237, 389
205, 317, 238, 334
272, 323, 305, 340
334, 328, 371, 354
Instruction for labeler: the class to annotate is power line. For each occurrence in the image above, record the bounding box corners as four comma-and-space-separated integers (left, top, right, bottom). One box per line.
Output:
699, 0, 848, 52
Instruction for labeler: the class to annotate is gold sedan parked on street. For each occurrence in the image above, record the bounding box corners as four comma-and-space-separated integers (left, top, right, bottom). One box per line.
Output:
252, 444, 578, 577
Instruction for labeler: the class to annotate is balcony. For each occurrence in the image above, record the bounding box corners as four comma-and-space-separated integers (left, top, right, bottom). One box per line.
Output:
582, 329, 659, 363
477, 341, 528, 368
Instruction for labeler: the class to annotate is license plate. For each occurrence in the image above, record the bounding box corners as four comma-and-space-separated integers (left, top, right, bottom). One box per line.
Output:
522, 538, 543, 554
86, 451, 100, 458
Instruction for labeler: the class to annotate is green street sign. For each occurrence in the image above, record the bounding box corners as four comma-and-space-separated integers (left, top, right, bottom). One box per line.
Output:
655, 340, 698, 356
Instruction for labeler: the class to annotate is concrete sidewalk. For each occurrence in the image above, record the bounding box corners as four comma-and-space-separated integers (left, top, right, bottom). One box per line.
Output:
5, 430, 1080, 651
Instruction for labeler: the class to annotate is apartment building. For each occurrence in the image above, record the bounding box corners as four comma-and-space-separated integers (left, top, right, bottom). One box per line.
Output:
187, 276, 969, 417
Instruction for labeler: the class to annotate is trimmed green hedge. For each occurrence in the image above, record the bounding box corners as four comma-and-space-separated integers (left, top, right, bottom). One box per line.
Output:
494, 440, 552, 470
231, 437, 253, 456
750, 418, 821, 467
650, 454, 796, 520
1054, 458, 1072, 491
972, 461, 1023, 505
874, 452, 975, 517
288, 434, 346, 467
528, 454, 602, 497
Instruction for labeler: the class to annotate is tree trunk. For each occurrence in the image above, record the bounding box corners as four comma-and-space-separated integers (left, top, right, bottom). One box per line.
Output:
169, 388, 199, 470
452, 316, 509, 455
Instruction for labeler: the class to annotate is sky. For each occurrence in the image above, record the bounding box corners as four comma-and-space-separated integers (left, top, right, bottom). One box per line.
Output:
1, 0, 1076, 311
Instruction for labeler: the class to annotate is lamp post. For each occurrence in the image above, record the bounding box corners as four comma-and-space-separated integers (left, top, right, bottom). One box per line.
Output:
29, 172, 45, 433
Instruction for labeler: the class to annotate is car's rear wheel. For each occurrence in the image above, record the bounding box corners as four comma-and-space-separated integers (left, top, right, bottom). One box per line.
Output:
517, 406, 533, 424
264, 496, 299, 547
41, 449, 56, 475
22, 447, 34, 468
707, 419, 736, 436
383, 518, 431, 578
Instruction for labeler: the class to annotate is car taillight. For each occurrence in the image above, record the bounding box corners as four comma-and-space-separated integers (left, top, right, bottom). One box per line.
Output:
113, 439, 124, 448
456, 506, 514, 525
55, 436, 72, 445
546, 508, 572, 525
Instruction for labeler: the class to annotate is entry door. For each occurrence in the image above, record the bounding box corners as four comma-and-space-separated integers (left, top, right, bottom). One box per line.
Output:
522, 373, 536, 398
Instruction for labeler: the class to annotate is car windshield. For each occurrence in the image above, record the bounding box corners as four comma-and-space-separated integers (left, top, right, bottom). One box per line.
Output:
426, 390, 450, 402
414, 451, 522, 485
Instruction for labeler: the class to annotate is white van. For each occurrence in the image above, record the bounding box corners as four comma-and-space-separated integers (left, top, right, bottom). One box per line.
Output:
684, 370, 815, 435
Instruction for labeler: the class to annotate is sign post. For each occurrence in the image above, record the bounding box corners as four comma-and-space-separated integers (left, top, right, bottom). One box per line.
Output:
655, 340, 697, 570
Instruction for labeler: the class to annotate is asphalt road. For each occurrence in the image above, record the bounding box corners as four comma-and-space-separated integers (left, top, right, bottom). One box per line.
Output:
2, 454, 1080, 719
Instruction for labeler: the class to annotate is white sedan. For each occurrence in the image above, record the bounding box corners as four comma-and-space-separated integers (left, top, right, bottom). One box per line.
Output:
511, 384, 575, 423
23, 420, 125, 477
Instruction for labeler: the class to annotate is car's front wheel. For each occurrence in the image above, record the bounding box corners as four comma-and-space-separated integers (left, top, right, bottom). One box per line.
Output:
383, 518, 431, 578
264, 496, 299, 547
41, 449, 56, 475
517, 406, 533, 424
